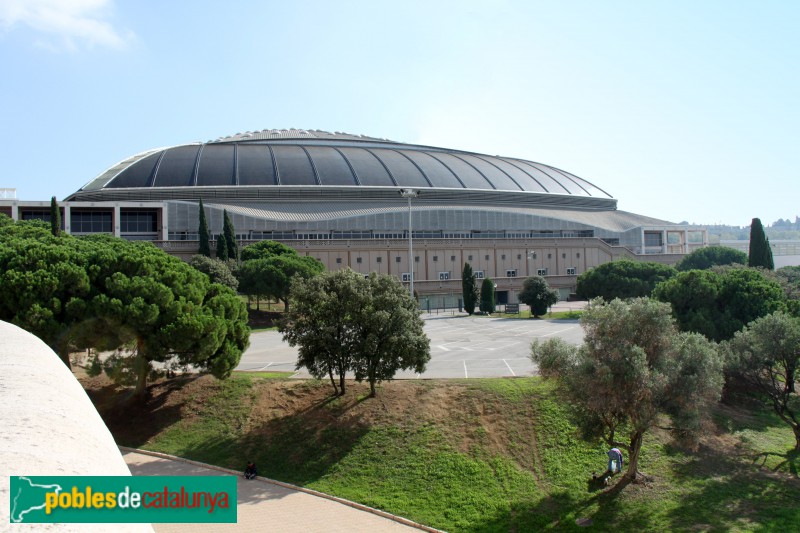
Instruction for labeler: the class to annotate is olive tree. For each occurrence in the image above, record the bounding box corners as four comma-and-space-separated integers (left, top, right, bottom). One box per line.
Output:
531, 298, 723, 481
724, 312, 800, 449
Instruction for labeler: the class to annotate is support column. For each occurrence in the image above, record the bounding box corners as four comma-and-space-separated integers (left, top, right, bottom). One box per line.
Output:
113, 205, 121, 237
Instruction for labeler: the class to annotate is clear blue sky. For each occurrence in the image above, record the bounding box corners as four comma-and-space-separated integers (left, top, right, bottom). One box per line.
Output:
1, 1, 797, 227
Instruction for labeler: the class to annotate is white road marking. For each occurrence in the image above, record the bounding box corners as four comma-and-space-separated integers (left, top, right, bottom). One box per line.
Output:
538, 326, 579, 337
503, 359, 516, 376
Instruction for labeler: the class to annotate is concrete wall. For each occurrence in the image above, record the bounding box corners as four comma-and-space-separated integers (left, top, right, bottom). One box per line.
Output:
0, 321, 152, 532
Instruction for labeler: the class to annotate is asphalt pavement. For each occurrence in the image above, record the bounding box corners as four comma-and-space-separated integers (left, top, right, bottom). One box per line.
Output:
236, 303, 586, 379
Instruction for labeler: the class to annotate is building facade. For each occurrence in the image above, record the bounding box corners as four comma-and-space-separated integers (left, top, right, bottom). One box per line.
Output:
0, 129, 707, 306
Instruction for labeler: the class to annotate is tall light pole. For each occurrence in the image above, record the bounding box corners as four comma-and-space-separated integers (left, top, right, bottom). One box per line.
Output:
399, 188, 418, 299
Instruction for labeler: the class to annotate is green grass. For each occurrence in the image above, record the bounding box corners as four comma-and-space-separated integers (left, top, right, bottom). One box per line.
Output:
491, 309, 583, 320
118, 377, 800, 532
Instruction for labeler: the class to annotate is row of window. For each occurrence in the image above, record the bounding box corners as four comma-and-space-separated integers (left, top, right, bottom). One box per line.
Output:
20, 210, 158, 234
379, 269, 580, 280
248, 229, 595, 240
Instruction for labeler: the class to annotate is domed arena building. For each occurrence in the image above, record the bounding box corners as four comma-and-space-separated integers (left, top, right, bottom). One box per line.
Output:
1, 129, 707, 306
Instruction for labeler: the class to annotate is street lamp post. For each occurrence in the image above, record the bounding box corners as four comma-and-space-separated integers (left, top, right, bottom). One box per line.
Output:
399, 189, 418, 299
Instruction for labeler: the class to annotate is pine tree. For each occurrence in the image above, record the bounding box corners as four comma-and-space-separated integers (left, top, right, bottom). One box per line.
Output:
216, 233, 228, 261
748, 218, 774, 270
462, 263, 477, 315
223, 209, 238, 261
198, 199, 211, 257
49, 196, 61, 236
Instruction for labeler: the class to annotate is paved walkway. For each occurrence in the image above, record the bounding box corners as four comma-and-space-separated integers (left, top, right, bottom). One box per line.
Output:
122, 450, 425, 533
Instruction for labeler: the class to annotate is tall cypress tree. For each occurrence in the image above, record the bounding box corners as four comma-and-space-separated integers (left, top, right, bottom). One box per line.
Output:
216, 233, 228, 261
480, 277, 496, 314
198, 199, 211, 257
49, 196, 61, 236
748, 217, 774, 270
462, 262, 477, 315
223, 209, 238, 261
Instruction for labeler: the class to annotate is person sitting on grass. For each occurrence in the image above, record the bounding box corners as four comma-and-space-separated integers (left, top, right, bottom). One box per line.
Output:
244, 461, 257, 480
607, 448, 623, 474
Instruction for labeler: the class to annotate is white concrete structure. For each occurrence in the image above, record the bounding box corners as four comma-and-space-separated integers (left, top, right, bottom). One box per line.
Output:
0, 320, 152, 532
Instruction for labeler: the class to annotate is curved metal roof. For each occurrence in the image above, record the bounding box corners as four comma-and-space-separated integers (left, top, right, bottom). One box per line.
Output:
74, 129, 613, 199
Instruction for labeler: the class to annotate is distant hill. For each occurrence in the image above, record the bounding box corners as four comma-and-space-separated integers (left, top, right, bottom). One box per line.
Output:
681, 216, 800, 241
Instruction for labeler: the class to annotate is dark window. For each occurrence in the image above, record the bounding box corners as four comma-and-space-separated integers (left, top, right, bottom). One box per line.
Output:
450, 255, 456, 262
562, 253, 566, 259
517, 254, 522, 260
395, 256, 401, 263
548, 253, 552, 259
645, 232, 663, 247
415, 256, 420, 262
376, 257, 382, 263
501, 254, 506, 260
433, 256, 438, 262
577, 253, 581, 258
71, 211, 112, 233
121, 211, 157, 233
468, 255, 473, 261
336, 258, 342, 264
485, 255, 490, 260
356, 257, 362, 264
21, 209, 51, 221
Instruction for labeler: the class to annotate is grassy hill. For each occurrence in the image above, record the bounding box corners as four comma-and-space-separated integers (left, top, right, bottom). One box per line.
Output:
82, 373, 800, 532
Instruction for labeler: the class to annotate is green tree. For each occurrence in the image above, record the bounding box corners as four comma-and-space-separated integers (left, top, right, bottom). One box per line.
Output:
50, 196, 61, 237
480, 277, 495, 314
462, 263, 477, 315
518, 275, 559, 317
189, 254, 238, 291
576, 260, 675, 301
653, 267, 785, 342
748, 218, 774, 270
531, 298, 723, 481
675, 246, 747, 271
223, 209, 238, 261
216, 233, 228, 261
0, 220, 90, 367
237, 258, 272, 310
0, 220, 250, 392
198, 199, 211, 257
240, 240, 297, 261
238, 254, 324, 312
280, 268, 366, 395
81, 235, 250, 401
352, 273, 430, 396
260, 255, 324, 311
281, 269, 430, 396
724, 312, 800, 449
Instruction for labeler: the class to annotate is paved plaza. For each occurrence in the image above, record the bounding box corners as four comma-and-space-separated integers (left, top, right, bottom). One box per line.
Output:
236, 303, 586, 379
123, 450, 422, 533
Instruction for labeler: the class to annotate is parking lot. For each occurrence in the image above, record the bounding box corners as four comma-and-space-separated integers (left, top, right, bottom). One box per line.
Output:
236, 307, 586, 379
